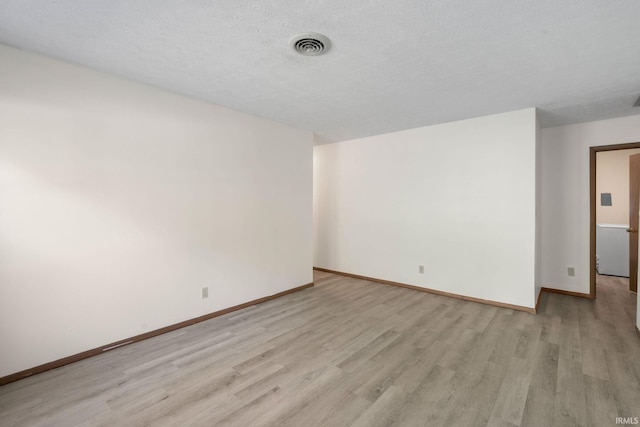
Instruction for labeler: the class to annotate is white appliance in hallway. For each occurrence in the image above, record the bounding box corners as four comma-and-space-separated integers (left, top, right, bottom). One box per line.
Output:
596, 224, 629, 277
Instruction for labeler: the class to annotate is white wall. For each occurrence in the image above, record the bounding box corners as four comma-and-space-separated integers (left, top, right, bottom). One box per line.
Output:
535, 113, 542, 304
314, 108, 537, 308
540, 114, 640, 293
0, 45, 313, 378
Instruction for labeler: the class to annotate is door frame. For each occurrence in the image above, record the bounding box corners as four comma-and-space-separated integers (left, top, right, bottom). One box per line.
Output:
589, 141, 640, 298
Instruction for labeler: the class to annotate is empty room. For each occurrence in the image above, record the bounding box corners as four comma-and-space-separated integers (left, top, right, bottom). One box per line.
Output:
1, 1, 640, 426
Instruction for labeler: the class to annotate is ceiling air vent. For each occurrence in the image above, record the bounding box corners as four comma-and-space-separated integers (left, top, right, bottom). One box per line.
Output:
290, 33, 331, 56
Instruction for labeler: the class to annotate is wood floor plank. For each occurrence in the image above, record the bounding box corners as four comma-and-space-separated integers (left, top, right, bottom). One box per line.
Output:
603, 350, 640, 419
579, 334, 605, 373
584, 375, 620, 427
0, 271, 638, 426
269, 364, 378, 427
489, 355, 537, 426
553, 351, 587, 426
311, 392, 371, 427
349, 385, 407, 427
395, 365, 457, 426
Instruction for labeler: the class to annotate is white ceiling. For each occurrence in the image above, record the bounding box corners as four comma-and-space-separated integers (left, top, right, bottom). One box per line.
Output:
0, 1, 639, 142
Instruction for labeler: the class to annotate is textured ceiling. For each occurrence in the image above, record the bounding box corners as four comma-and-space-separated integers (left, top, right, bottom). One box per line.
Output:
0, 1, 639, 142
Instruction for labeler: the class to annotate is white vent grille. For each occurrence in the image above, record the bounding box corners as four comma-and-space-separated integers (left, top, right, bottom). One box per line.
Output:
290, 33, 331, 56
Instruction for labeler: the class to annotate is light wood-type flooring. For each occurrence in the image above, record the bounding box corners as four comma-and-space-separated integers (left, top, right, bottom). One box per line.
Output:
1, 271, 639, 426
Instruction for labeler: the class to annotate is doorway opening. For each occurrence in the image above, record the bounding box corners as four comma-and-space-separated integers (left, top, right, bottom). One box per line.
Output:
590, 142, 640, 298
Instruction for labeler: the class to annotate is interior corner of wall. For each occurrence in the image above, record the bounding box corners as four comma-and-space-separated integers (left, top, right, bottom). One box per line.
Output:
313, 133, 334, 146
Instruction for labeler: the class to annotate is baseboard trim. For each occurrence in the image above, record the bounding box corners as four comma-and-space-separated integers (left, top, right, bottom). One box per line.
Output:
535, 288, 543, 313
540, 287, 592, 299
314, 267, 536, 314
0, 282, 314, 386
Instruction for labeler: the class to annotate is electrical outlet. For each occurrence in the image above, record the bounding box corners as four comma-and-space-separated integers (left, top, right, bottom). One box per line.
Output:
202, 287, 208, 299
419, 265, 424, 274
567, 267, 575, 277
